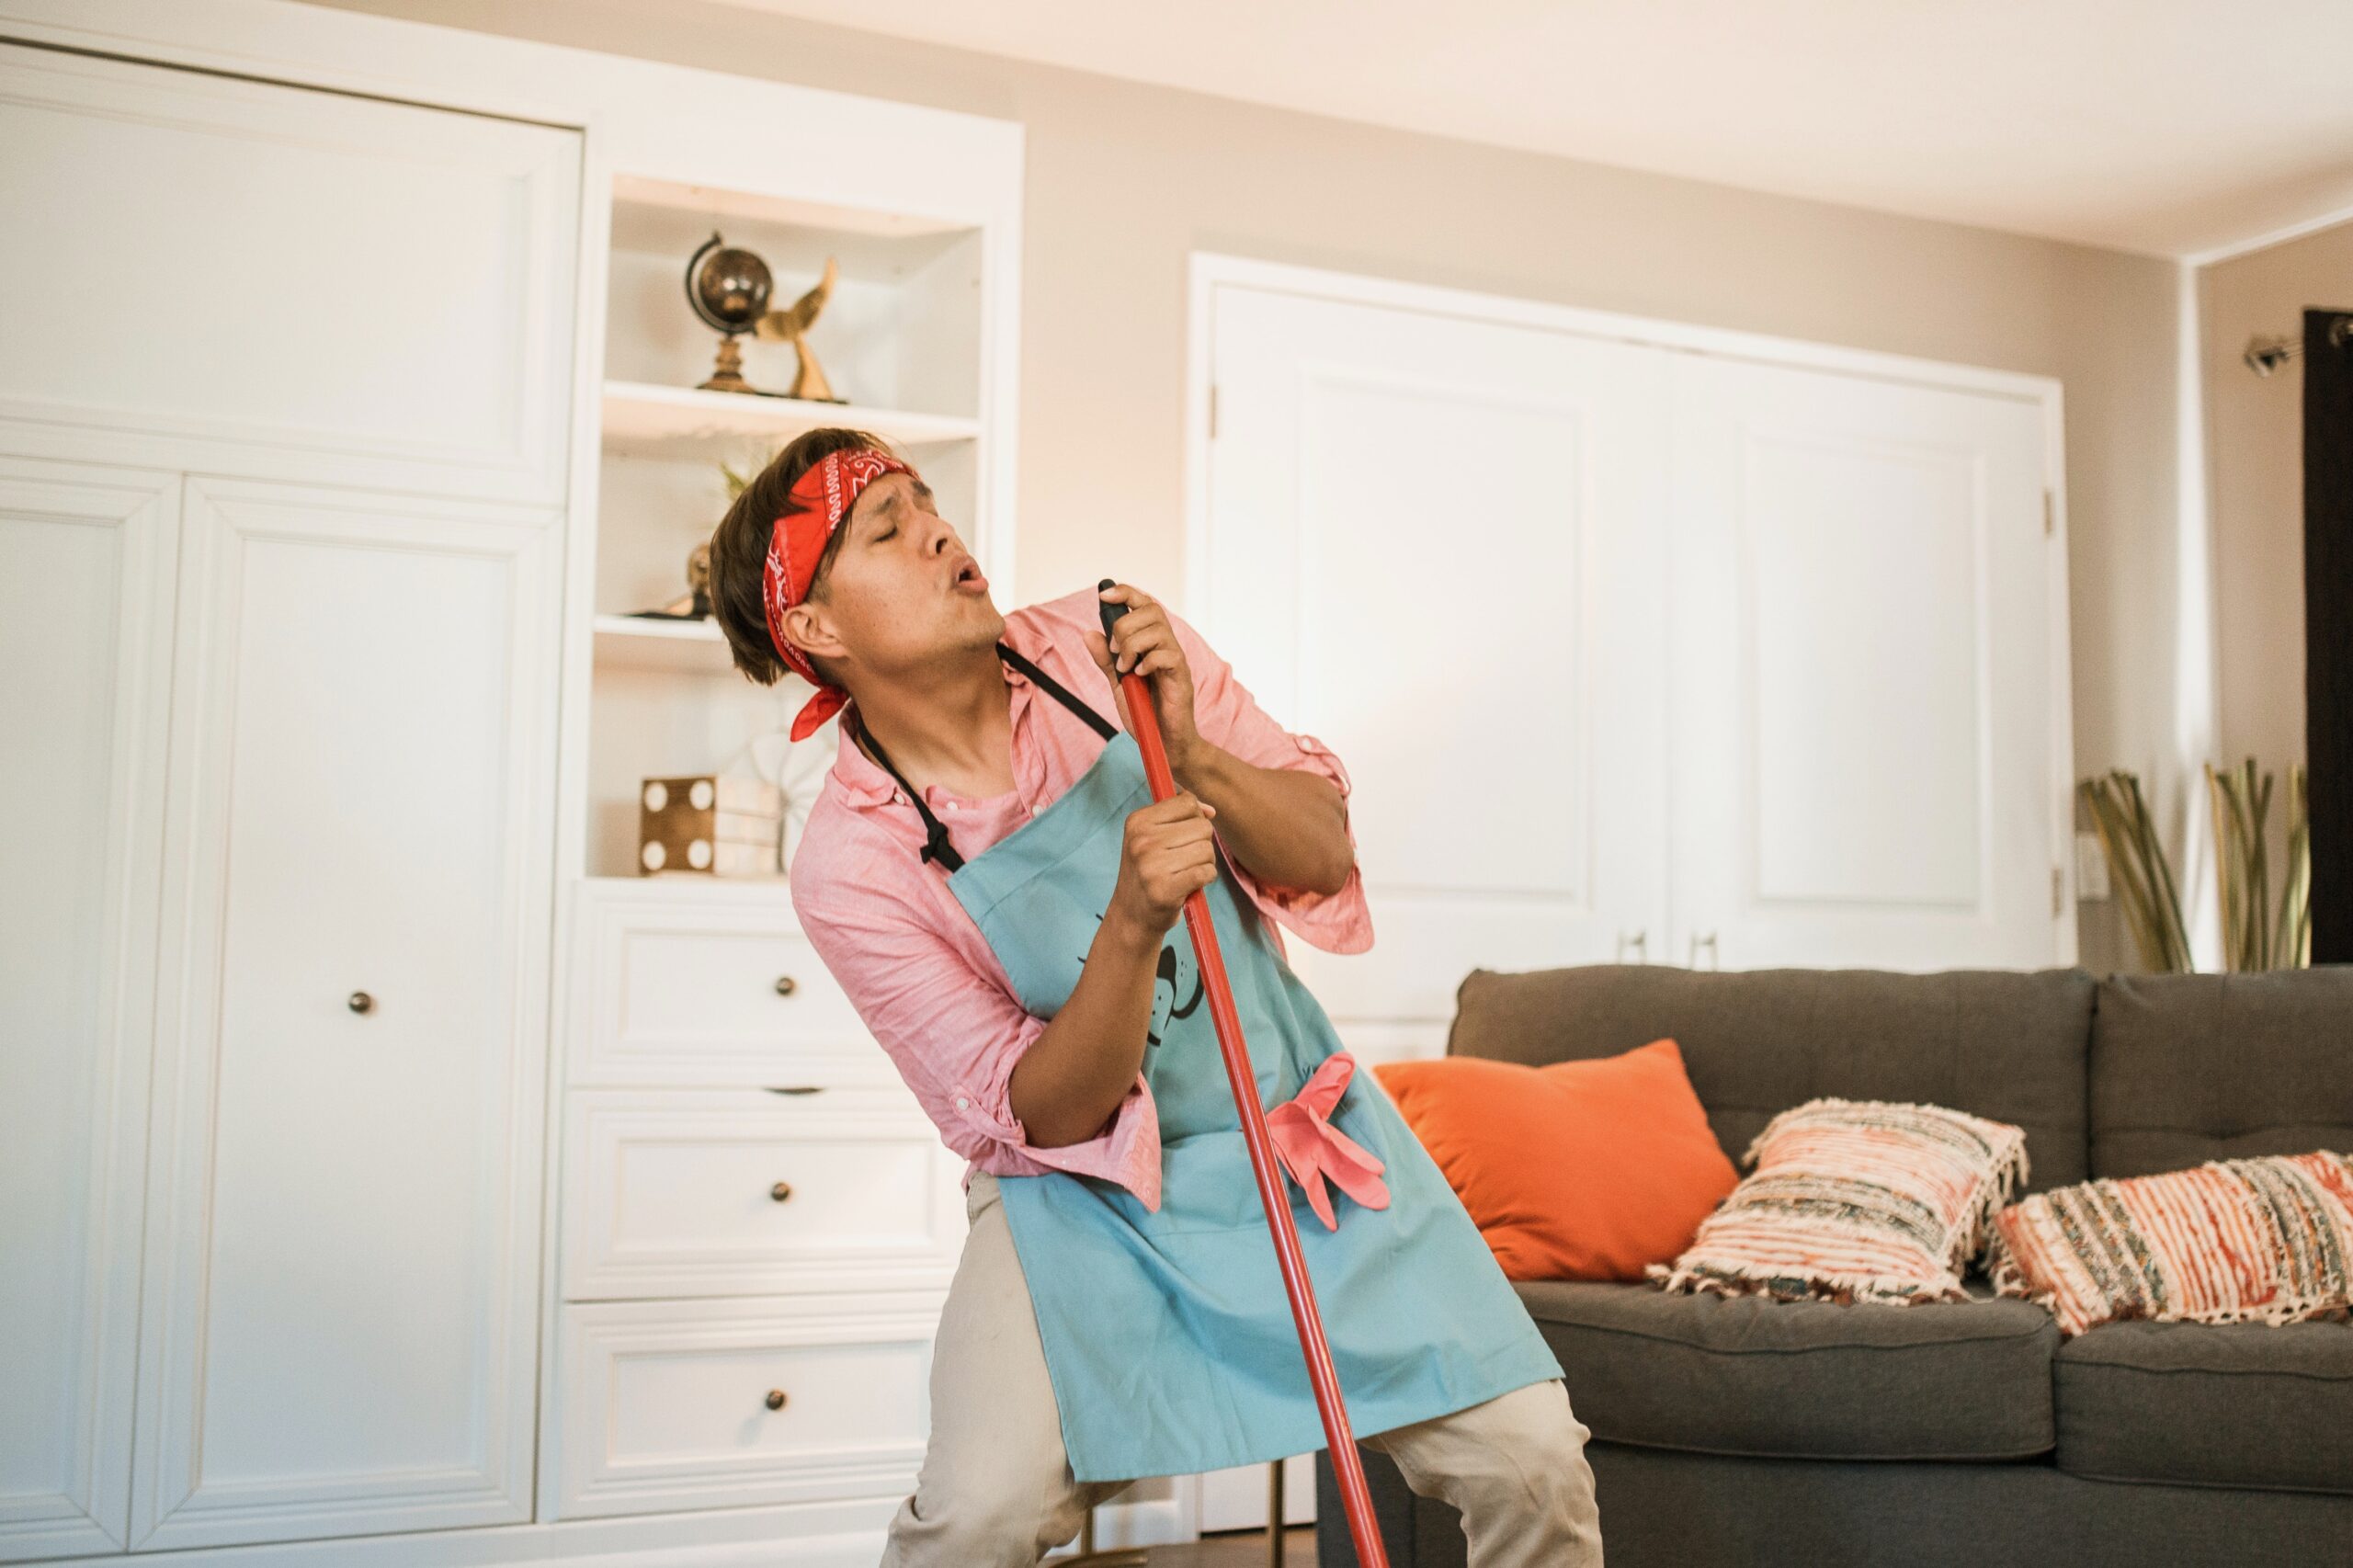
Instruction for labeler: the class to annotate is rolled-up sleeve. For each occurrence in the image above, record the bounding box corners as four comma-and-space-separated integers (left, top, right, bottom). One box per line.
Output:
1165, 608, 1375, 958
790, 861, 1165, 1208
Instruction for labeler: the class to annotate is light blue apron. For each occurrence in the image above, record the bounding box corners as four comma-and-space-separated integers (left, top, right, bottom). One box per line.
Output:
854, 642, 1562, 1483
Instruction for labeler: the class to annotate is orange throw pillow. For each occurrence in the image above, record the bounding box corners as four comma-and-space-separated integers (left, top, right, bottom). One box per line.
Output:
1373, 1040, 1737, 1281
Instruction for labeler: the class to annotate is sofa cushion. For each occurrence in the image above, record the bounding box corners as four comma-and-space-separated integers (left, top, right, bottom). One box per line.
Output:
1988, 1152, 2353, 1335
1516, 1268, 2059, 1460
1449, 963, 2092, 1191
1648, 1096, 2031, 1306
1371, 1040, 1739, 1280
2090, 970, 2353, 1178
2053, 1316, 2353, 1494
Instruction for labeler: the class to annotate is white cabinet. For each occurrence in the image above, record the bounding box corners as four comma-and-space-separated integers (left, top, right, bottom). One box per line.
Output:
548, 883, 969, 1522
1, 30, 579, 1562
554, 1294, 943, 1520
132, 481, 563, 1551
0, 460, 179, 1561
0, 40, 579, 505
562, 1089, 964, 1299
566, 883, 900, 1088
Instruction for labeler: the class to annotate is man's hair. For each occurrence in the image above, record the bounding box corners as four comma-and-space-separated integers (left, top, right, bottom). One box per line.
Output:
707, 426, 894, 689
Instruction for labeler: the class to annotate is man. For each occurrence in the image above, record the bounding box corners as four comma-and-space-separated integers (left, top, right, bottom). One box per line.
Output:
707, 427, 1603, 1567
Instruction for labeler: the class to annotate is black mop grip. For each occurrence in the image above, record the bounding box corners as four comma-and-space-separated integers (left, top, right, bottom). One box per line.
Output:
1097, 575, 1129, 641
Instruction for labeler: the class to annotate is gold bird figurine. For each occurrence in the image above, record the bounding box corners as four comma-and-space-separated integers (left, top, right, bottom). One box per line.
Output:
754, 256, 846, 403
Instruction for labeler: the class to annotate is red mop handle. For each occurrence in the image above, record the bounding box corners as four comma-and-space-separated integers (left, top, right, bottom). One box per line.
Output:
1100, 583, 1390, 1568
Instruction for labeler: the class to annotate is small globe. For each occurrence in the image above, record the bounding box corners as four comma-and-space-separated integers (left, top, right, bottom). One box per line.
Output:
688, 234, 772, 335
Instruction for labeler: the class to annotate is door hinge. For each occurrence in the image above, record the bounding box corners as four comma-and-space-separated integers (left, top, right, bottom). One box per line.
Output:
2042, 489, 2054, 537
1209, 384, 1219, 441
2052, 865, 2065, 916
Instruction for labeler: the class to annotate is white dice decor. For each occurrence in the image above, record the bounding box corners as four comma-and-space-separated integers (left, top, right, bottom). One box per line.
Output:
638, 774, 783, 878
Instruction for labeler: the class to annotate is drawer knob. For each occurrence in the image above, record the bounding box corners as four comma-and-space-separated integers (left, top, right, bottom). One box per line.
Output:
774, 975, 798, 997
347, 991, 374, 1015
770, 1181, 793, 1203
765, 1389, 789, 1412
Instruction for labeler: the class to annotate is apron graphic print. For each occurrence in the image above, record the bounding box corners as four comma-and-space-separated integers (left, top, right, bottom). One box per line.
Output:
1078, 910, 1205, 1048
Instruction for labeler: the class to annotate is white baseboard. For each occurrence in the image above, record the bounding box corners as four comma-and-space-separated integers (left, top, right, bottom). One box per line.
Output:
18, 1489, 1191, 1568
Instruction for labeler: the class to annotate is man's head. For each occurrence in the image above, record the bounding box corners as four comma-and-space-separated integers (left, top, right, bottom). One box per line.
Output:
709, 426, 1001, 738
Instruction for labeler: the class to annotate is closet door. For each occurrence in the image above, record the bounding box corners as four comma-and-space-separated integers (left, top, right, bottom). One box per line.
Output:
0, 460, 177, 1560
131, 481, 561, 1551
0, 40, 577, 505
1201, 282, 1673, 1044
0, 38, 579, 1553
1665, 351, 2063, 970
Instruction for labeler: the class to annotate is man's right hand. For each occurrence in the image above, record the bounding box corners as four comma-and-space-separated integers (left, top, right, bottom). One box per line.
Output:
1109, 790, 1220, 937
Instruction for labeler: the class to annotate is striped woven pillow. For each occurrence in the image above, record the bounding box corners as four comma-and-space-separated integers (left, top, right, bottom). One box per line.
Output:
1645, 1096, 2030, 1307
1985, 1152, 2353, 1337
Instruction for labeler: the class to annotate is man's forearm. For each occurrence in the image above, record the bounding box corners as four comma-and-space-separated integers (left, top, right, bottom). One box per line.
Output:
1174, 742, 1354, 896
1006, 901, 1164, 1147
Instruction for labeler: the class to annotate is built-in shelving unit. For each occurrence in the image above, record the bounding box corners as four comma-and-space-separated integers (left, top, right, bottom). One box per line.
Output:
582, 167, 1014, 883
542, 75, 1039, 1555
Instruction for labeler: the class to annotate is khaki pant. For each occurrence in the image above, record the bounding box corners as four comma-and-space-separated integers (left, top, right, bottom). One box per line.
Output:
878, 1171, 1604, 1568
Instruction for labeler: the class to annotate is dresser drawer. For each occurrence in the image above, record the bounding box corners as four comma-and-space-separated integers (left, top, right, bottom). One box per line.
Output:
570, 880, 887, 1086
562, 1089, 965, 1299
552, 1294, 942, 1519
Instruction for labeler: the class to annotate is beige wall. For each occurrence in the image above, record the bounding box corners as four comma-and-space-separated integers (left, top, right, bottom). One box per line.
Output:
2194, 219, 2353, 942
310, 0, 2191, 970
2201, 219, 2353, 776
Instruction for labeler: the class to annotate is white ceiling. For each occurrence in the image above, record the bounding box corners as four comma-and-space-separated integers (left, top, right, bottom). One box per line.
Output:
710, 0, 2353, 259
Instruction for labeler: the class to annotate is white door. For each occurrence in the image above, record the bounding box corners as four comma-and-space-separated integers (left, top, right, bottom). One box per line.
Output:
0, 460, 179, 1560
131, 480, 562, 1551
1665, 351, 2063, 969
1199, 283, 1674, 1051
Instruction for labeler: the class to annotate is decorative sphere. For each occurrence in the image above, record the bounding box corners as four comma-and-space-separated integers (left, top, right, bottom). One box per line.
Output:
688, 235, 772, 335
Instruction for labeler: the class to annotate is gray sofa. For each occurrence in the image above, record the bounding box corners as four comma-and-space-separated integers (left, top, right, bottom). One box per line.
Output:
1313, 963, 2353, 1567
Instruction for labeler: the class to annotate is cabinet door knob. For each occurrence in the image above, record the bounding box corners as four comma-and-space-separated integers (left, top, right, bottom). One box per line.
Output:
769, 1181, 793, 1203
774, 975, 797, 996
765, 1389, 788, 1411
347, 991, 374, 1014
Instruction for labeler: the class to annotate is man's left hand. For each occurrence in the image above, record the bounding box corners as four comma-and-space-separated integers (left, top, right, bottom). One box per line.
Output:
1086, 582, 1203, 773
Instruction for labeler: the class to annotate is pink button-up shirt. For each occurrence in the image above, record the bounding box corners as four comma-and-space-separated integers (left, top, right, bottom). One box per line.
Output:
786, 585, 1374, 1210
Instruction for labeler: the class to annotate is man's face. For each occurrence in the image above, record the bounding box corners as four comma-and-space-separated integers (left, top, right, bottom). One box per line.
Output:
791, 470, 1002, 682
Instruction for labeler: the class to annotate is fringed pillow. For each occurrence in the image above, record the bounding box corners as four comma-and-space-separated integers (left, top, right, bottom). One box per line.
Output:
1645, 1096, 2030, 1307
1985, 1151, 2353, 1337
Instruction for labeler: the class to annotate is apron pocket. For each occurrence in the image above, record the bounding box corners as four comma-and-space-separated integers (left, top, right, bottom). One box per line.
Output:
1132, 1127, 1290, 1236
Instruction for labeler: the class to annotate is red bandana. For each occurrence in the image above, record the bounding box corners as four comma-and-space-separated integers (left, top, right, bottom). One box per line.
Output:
761, 447, 912, 741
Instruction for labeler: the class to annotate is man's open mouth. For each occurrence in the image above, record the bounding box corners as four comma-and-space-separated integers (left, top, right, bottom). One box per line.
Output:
951, 557, 987, 593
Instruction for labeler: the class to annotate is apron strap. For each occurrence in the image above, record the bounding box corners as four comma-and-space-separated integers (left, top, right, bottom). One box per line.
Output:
997, 642, 1119, 741
853, 639, 1119, 873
